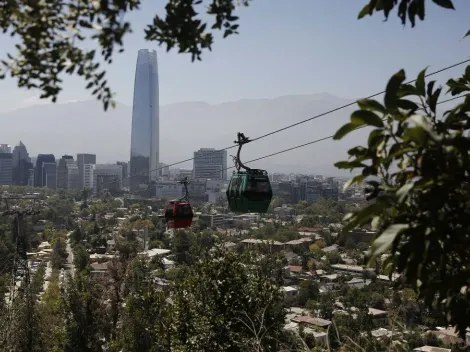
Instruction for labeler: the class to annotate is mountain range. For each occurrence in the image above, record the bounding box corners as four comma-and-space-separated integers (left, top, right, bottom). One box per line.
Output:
0, 93, 371, 176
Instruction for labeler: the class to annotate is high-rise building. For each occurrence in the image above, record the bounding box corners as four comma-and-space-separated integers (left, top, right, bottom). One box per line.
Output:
83, 164, 94, 189
43, 162, 57, 189
0, 152, 13, 185
12, 141, 33, 186
130, 49, 159, 193
77, 153, 96, 189
35, 154, 56, 187
93, 164, 123, 196
116, 161, 129, 187
193, 148, 228, 180
57, 155, 74, 189
0, 144, 11, 153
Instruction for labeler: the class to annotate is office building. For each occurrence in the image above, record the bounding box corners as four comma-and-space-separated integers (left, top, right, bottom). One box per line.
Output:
93, 164, 123, 195
57, 155, 74, 189
43, 162, 57, 189
77, 153, 96, 188
0, 152, 13, 185
12, 141, 33, 186
155, 181, 183, 200
193, 148, 227, 180
130, 49, 159, 193
35, 154, 55, 187
116, 161, 129, 187
0, 144, 11, 153
83, 164, 94, 189
66, 162, 80, 190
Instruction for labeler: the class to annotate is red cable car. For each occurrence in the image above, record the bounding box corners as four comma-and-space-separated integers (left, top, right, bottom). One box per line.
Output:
164, 178, 194, 229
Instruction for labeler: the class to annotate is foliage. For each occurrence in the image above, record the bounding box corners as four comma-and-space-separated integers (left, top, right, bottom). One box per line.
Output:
170, 248, 285, 351
51, 238, 68, 269
334, 0, 470, 337
0, 0, 251, 109
61, 272, 108, 352
73, 244, 89, 272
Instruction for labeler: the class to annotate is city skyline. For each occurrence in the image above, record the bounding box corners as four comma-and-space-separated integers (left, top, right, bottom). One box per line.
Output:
129, 49, 160, 192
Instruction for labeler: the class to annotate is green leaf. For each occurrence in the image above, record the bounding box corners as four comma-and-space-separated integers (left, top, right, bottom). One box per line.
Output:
358, 4, 371, 19
343, 174, 366, 191
334, 160, 366, 170
396, 182, 415, 203
343, 201, 388, 232
403, 127, 427, 145
397, 99, 419, 112
385, 69, 406, 109
368, 224, 409, 265
351, 110, 384, 127
432, 0, 455, 9
333, 123, 358, 140
368, 129, 385, 150
357, 98, 385, 113
463, 29, 470, 39
408, 114, 441, 141
415, 68, 427, 96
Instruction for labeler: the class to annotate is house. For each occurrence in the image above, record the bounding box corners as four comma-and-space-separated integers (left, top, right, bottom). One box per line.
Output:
106, 239, 116, 251
282, 286, 298, 300
291, 315, 332, 329
347, 278, 368, 289
368, 307, 388, 327
413, 347, 451, 352
90, 262, 109, 279
222, 241, 237, 252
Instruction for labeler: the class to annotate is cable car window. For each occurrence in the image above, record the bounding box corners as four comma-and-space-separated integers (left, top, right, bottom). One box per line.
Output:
165, 205, 174, 217
255, 181, 271, 193
176, 204, 192, 217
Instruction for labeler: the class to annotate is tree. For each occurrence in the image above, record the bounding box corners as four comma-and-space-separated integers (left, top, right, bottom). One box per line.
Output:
0, 0, 250, 110
73, 244, 89, 272
297, 280, 320, 307
171, 229, 195, 266
170, 248, 285, 351
334, 0, 470, 338
51, 238, 68, 269
115, 257, 172, 352
61, 273, 107, 352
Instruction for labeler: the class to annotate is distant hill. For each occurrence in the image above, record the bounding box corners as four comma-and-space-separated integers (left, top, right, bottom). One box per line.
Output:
0, 94, 371, 175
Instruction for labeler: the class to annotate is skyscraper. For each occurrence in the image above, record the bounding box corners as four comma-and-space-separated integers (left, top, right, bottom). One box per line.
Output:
12, 141, 33, 186
35, 154, 56, 187
130, 49, 159, 193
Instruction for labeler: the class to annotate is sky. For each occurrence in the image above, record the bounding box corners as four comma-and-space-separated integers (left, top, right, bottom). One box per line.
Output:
0, 0, 469, 113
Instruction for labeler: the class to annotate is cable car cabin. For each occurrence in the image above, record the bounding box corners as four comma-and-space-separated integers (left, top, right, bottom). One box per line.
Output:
226, 170, 273, 213
164, 201, 193, 229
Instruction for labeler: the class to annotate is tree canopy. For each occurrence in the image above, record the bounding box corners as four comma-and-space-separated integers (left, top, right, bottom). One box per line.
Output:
334, 0, 470, 338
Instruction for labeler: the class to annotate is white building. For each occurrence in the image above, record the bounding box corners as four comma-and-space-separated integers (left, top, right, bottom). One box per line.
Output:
155, 181, 183, 200
83, 164, 94, 189
205, 179, 228, 204
193, 148, 227, 180
66, 163, 80, 190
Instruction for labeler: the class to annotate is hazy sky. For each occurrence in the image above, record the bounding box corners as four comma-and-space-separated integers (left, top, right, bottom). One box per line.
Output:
0, 0, 469, 113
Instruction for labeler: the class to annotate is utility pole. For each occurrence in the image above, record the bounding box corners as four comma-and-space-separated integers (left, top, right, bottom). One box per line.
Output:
1, 194, 40, 351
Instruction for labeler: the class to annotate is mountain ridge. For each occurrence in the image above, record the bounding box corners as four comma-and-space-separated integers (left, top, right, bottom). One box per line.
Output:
0, 93, 369, 175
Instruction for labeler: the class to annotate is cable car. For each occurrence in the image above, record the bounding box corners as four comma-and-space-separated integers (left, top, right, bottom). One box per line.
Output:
226, 132, 273, 213
164, 177, 194, 229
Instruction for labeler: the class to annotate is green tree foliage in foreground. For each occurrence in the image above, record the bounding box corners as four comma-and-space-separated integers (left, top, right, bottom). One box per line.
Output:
0, 0, 250, 109
334, 0, 470, 337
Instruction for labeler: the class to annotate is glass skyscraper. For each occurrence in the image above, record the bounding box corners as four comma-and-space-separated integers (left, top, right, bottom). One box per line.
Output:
130, 49, 160, 193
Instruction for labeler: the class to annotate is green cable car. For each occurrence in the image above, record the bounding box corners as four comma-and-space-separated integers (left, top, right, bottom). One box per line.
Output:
226, 132, 273, 213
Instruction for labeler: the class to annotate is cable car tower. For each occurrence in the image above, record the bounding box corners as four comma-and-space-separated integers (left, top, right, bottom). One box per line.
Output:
226, 132, 273, 213
1, 194, 41, 302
